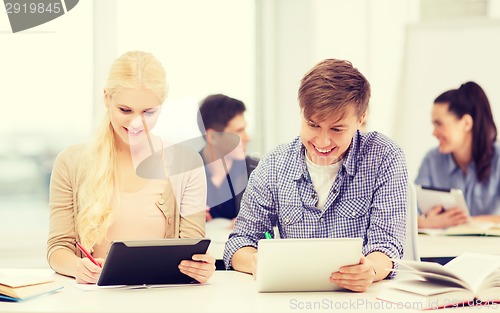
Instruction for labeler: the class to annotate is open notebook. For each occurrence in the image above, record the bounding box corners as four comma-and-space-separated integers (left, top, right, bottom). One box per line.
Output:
377, 252, 500, 309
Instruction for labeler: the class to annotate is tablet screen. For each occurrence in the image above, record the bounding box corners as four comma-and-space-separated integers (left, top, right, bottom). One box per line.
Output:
97, 238, 211, 286
415, 185, 469, 215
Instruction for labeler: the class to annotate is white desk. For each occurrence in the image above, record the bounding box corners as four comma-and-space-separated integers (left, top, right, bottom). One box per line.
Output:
206, 219, 500, 261
205, 219, 232, 261
418, 234, 500, 258
1, 270, 494, 313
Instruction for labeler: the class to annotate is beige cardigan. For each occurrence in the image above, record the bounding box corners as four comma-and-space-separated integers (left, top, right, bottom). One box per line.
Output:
47, 143, 206, 262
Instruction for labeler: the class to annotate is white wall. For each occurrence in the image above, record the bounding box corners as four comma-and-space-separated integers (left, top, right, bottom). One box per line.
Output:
0, 0, 94, 268
257, 0, 419, 154
0, 1, 94, 148
395, 20, 500, 180
256, 0, 315, 155
106, 0, 256, 146
257, 0, 500, 182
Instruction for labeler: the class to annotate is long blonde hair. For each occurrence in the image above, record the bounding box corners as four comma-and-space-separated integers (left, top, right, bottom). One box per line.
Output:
77, 51, 167, 250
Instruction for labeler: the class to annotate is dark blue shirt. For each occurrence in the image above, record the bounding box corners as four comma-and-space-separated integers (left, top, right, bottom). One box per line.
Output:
201, 154, 259, 219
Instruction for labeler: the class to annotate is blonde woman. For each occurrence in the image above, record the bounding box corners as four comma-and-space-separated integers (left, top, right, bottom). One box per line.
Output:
47, 51, 215, 284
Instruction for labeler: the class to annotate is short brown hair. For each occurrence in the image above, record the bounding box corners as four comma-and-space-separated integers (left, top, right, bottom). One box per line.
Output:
197, 94, 246, 133
298, 59, 370, 122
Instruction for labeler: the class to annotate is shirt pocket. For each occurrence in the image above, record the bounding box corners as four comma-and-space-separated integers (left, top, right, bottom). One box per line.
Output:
335, 197, 370, 217
334, 197, 370, 234
278, 207, 305, 238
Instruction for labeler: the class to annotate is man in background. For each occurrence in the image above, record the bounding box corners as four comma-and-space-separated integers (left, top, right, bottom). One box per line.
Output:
197, 94, 259, 223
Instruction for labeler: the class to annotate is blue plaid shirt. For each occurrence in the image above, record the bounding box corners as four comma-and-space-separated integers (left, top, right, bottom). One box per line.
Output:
224, 131, 408, 278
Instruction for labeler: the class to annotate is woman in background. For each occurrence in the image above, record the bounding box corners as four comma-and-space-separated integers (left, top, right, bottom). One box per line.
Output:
416, 81, 500, 228
47, 51, 215, 283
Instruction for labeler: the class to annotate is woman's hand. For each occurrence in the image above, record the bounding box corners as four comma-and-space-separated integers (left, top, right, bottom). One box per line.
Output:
178, 253, 216, 284
419, 206, 469, 228
330, 257, 376, 292
75, 257, 104, 284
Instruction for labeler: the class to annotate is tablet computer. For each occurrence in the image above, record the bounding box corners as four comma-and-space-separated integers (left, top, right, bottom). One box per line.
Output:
415, 185, 469, 215
97, 238, 211, 286
256, 237, 362, 292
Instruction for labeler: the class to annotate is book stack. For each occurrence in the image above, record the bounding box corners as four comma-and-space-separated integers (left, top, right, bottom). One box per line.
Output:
0, 271, 63, 302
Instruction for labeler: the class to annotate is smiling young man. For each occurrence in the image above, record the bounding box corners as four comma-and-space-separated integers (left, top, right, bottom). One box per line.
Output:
223, 59, 408, 292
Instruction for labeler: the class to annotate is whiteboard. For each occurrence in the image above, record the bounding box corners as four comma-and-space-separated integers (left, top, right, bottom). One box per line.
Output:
394, 19, 500, 181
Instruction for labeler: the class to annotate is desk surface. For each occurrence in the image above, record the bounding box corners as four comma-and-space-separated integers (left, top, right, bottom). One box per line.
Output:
1, 269, 496, 313
205, 218, 232, 261
418, 234, 500, 258
206, 219, 500, 260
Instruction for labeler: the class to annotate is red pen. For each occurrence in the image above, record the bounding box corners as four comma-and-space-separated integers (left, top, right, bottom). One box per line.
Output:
76, 242, 101, 268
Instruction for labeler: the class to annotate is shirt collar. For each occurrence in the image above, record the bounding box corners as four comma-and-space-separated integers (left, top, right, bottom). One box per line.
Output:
444, 153, 459, 175
444, 153, 475, 175
290, 138, 308, 181
341, 131, 359, 177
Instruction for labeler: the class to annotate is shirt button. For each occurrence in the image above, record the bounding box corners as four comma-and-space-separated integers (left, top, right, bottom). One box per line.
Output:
159, 198, 165, 205
320, 218, 324, 223
284, 218, 290, 224
351, 211, 356, 217
167, 217, 173, 225
312, 194, 317, 199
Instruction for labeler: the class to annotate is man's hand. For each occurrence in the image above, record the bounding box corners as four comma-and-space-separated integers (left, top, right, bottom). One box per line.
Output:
330, 256, 375, 292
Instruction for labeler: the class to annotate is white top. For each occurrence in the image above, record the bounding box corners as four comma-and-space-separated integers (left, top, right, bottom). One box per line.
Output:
305, 152, 342, 210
